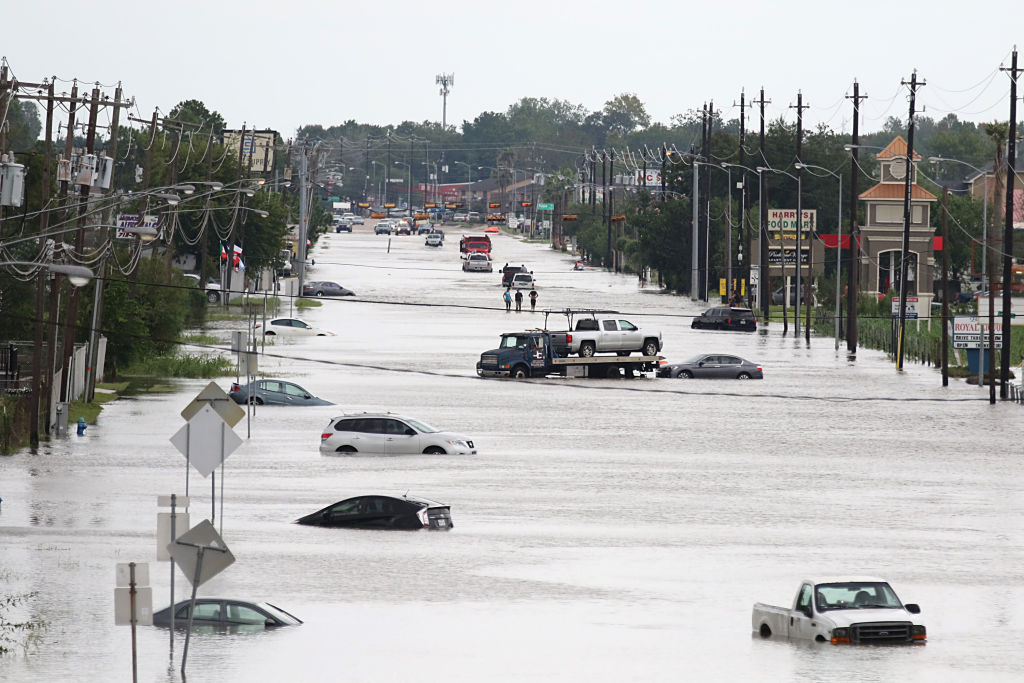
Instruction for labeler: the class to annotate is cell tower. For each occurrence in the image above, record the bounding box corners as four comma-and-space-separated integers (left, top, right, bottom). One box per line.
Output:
436, 73, 454, 128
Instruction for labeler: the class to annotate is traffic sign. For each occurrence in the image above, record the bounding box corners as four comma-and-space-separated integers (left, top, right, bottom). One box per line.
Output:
538, 203, 554, 211
170, 405, 243, 478
167, 520, 235, 587
180, 381, 244, 427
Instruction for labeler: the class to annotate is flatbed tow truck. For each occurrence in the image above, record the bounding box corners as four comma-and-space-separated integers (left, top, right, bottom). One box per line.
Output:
476, 309, 664, 379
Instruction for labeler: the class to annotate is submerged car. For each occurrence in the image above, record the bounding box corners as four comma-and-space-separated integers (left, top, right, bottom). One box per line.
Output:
319, 413, 476, 455
658, 354, 763, 379
302, 281, 355, 297
256, 317, 335, 336
293, 494, 453, 530
152, 599, 302, 629
228, 379, 332, 406
691, 306, 757, 332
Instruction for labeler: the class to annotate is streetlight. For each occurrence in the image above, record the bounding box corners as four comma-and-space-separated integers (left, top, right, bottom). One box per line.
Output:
394, 161, 412, 216
721, 161, 763, 308
759, 166, 803, 336
0, 261, 95, 287
796, 162, 843, 350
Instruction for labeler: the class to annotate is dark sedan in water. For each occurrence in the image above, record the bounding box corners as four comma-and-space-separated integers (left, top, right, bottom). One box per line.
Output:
658, 354, 763, 379
152, 599, 302, 629
228, 380, 333, 406
294, 494, 453, 530
302, 281, 355, 297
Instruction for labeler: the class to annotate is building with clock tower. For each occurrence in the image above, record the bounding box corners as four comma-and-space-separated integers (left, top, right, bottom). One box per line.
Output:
856, 136, 938, 315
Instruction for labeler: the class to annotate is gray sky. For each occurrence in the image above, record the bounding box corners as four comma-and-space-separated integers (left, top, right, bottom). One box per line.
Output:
4, 1, 1021, 141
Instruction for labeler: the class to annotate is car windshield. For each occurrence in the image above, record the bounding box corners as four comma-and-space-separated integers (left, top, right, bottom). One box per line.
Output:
405, 418, 439, 433
500, 335, 527, 348
815, 582, 901, 611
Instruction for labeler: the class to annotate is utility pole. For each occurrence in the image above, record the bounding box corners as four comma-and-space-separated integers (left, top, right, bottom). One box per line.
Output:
790, 92, 810, 341
755, 88, 770, 321
29, 79, 55, 445
385, 131, 391, 206
609, 151, 615, 271
590, 150, 597, 214
60, 85, 100, 405
660, 144, 667, 201
691, 147, 700, 300
85, 83, 124, 403
602, 150, 609, 268
897, 70, 924, 372
999, 47, 1020, 398
846, 81, 867, 355
737, 89, 749, 301
941, 188, 950, 387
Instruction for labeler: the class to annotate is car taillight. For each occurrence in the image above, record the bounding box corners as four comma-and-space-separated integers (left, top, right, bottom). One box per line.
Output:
230, 383, 240, 392
756, 366, 763, 372
416, 507, 430, 527
566, 334, 573, 343
320, 432, 331, 440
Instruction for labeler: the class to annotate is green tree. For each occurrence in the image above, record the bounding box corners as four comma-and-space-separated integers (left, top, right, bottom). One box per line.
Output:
602, 93, 651, 137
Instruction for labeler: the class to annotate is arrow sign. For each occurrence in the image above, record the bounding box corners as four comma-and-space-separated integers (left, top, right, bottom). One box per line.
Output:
170, 405, 242, 478
181, 381, 244, 427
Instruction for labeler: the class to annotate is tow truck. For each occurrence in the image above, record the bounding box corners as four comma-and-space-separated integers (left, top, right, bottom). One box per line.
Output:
476, 310, 664, 379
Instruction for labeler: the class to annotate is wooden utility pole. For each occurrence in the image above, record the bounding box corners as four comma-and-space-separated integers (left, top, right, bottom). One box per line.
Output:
941, 188, 950, 386
790, 92, 810, 341
754, 88, 770, 321
737, 89, 750, 301
846, 81, 867, 355
999, 48, 1020, 398
897, 71, 924, 373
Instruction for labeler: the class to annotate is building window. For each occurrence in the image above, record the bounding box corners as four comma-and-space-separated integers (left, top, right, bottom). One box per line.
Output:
876, 205, 902, 224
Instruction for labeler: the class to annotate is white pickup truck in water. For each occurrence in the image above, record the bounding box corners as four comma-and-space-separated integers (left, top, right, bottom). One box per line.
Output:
751, 578, 926, 645
551, 310, 661, 357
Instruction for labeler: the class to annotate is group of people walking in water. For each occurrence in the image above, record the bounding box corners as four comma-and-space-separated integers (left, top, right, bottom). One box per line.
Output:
503, 287, 537, 312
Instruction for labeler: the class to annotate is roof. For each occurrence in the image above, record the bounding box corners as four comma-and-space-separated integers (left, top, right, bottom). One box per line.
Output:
876, 136, 922, 160
859, 183, 937, 201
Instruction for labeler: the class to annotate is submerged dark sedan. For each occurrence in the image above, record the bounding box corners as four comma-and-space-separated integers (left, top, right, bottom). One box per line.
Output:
294, 494, 453, 530
152, 599, 302, 629
228, 380, 332, 406
658, 354, 763, 379
301, 281, 355, 297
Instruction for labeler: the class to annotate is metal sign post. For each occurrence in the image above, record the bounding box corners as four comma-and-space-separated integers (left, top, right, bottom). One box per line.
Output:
157, 494, 189, 658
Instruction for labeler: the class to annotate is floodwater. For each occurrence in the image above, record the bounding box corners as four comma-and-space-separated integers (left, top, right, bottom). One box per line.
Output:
2, 223, 1023, 682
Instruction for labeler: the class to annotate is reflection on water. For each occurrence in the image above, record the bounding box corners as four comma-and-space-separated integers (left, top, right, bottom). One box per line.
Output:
1, 229, 1022, 682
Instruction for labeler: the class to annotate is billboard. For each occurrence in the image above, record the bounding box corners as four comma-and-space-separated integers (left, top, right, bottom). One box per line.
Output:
115, 214, 159, 239
768, 209, 816, 238
222, 129, 277, 174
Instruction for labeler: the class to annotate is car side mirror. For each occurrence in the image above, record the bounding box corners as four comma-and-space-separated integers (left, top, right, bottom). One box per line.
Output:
798, 605, 812, 618
904, 603, 920, 614
698, 361, 704, 367
304, 394, 311, 399
266, 619, 275, 627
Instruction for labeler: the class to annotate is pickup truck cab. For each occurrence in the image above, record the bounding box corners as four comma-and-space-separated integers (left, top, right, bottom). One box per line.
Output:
752, 578, 926, 645
566, 314, 662, 357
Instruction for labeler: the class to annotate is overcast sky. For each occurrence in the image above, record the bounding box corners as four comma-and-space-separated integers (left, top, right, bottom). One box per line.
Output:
4, 1, 1022, 142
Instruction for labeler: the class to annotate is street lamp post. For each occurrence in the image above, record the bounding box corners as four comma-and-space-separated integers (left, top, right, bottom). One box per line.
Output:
454, 161, 473, 211
796, 162, 843, 350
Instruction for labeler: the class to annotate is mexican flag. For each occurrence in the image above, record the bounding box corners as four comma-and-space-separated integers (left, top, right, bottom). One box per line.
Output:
220, 243, 245, 271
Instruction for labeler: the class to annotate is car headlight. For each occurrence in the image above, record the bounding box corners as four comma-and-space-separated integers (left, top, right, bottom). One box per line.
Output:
911, 625, 926, 640
830, 627, 850, 645
447, 440, 468, 448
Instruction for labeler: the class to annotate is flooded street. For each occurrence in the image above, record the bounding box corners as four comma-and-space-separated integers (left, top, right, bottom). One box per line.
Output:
2, 225, 1023, 682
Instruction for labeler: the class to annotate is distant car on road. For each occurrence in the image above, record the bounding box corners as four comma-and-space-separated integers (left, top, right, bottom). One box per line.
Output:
293, 494, 453, 530
463, 253, 492, 272
319, 413, 476, 455
691, 307, 757, 332
228, 379, 332, 406
152, 599, 303, 629
302, 281, 354, 297
256, 317, 335, 336
351, 215, 365, 225
658, 353, 763, 379
425, 233, 443, 247
374, 222, 393, 235
452, 212, 468, 222
509, 272, 535, 289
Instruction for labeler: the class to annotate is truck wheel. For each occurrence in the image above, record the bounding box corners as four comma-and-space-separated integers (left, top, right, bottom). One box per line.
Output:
511, 365, 530, 379
759, 624, 772, 638
642, 339, 659, 356
580, 342, 596, 357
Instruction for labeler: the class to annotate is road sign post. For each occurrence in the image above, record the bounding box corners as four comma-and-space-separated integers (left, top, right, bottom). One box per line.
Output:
157, 494, 189, 655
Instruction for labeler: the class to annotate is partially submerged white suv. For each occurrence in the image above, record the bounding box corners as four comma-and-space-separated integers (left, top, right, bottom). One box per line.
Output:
320, 413, 476, 455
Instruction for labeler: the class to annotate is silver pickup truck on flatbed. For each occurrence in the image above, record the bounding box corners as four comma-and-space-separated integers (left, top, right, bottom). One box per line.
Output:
543, 309, 662, 357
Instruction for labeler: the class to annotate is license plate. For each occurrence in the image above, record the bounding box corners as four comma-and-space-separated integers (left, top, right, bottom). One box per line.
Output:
435, 519, 447, 528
